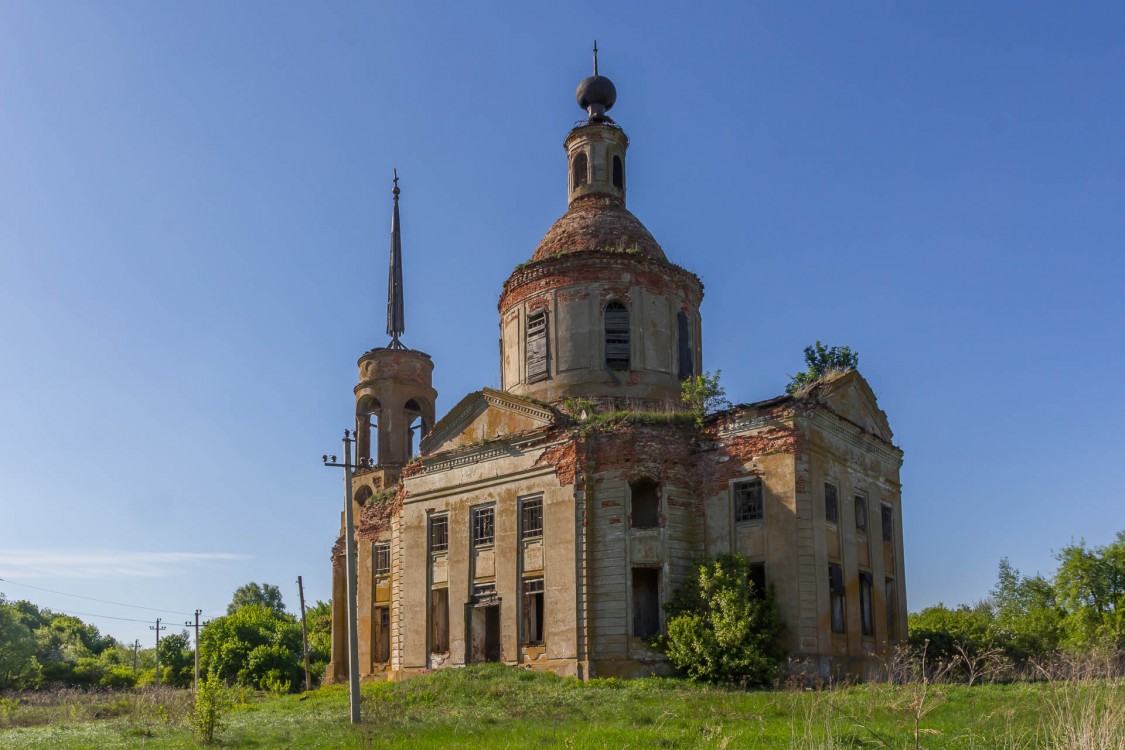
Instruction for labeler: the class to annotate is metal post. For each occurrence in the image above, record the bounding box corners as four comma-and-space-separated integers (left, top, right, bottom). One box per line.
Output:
323, 430, 361, 724
297, 576, 312, 693
149, 618, 166, 685
185, 609, 202, 692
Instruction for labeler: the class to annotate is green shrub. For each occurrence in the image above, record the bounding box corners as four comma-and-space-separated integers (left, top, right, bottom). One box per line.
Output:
188, 672, 231, 744
786, 341, 859, 393
658, 554, 784, 684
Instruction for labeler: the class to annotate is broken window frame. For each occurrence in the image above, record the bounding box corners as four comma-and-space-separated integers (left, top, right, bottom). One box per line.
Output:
526, 311, 549, 383
521, 495, 544, 540
824, 481, 839, 525
430, 587, 449, 653
881, 502, 894, 543
604, 301, 631, 371
828, 564, 846, 634
854, 493, 868, 533
733, 478, 764, 524
522, 578, 545, 646
859, 571, 874, 637
374, 541, 391, 577
375, 606, 390, 662
429, 515, 449, 554
473, 506, 495, 547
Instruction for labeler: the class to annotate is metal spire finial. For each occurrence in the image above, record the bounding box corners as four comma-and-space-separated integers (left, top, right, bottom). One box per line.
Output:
386, 169, 405, 349
593, 40, 598, 76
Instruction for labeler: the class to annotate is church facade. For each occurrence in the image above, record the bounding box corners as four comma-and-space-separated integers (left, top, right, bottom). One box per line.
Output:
327, 62, 906, 682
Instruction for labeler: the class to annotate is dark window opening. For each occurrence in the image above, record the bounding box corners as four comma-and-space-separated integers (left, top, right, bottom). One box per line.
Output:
612, 155, 623, 189
748, 562, 766, 600
630, 479, 660, 528
824, 482, 839, 525
526, 312, 549, 383
430, 516, 449, 553
885, 578, 897, 639
733, 478, 763, 523
522, 578, 545, 645
881, 503, 894, 543
632, 568, 660, 639
828, 564, 846, 634
677, 311, 693, 380
855, 494, 868, 532
473, 506, 495, 546
375, 607, 390, 662
405, 398, 426, 459
356, 396, 381, 464
430, 588, 449, 653
572, 152, 588, 189
374, 542, 390, 576
604, 301, 630, 370
859, 572, 874, 636
521, 496, 543, 539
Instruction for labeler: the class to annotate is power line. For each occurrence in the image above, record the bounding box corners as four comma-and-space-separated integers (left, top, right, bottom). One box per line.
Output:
0, 577, 200, 616
35, 607, 160, 625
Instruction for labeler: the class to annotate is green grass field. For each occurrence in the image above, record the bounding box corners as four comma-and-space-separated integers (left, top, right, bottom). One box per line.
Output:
1, 664, 1121, 749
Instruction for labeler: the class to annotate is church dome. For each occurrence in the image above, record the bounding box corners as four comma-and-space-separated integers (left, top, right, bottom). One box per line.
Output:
531, 193, 667, 263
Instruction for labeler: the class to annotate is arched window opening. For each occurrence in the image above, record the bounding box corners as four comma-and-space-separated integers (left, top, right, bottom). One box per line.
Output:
354, 486, 373, 507
405, 399, 426, 459
526, 311, 549, 383
677, 311, 694, 380
572, 152, 588, 189
604, 301, 630, 371
630, 478, 660, 528
612, 155, 623, 189
357, 397, 382, 465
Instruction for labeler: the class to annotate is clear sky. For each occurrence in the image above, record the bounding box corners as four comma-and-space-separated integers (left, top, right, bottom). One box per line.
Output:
1, 2, 1123, 647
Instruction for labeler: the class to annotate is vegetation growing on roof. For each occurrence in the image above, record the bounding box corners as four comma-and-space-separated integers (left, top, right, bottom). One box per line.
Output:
786, 340, 860, 394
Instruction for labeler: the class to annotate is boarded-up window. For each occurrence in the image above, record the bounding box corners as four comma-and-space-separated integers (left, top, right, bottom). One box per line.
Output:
521, 496, 543, 539
859, 572, 874, 636
612, 155, 623, 188
855, 494, 868, 532
473, 506, 495, 546
881, 503, 894, 543
824, 482, 839, 525
677, 311, 693, 380
374, 542, 390, 576
748, 562, 766, 600
572, 152, 588, 189
630, 479, 659, 528
431, 588, 449, 652
632, 568, 660, 638
733, 478, 763, 523
828, 564, 846, 634
605, 301, 630, 370
885, 577, 897, 639
522, 578, 545, 645
526, 312, 549, 383
430, 516, 448, 553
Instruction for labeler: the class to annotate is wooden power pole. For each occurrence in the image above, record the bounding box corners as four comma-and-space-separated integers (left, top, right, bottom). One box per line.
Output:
323, 430, 361, 724
184, 609, 202, 692
149, 618, 166, 685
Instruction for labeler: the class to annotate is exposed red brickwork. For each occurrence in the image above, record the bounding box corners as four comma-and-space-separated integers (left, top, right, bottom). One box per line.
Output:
535, 435, 580, 487
357, 486, 404, 541
532, 194, 666, 262
589, 423, 697, 487
696, 423, 805, 499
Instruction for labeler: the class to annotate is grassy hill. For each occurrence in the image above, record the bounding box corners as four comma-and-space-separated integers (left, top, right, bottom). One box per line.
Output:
1, 663, 1121, 748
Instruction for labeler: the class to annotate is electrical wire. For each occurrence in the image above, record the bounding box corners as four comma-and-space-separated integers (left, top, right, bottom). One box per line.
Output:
33, 608, 163, 625
0, 577, 202, 617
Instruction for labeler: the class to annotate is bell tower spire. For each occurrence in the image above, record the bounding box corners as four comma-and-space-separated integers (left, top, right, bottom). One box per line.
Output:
386, 169, 406, 349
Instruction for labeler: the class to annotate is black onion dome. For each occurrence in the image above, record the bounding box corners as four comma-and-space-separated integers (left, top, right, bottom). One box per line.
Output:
576, 75, 617, 116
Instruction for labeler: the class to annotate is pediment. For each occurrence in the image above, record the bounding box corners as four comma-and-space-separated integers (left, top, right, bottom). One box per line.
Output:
814, 370, 894, 444
420, 388, 558, 455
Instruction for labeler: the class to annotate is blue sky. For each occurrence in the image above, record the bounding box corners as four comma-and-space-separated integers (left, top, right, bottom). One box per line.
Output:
1, 2, 1123, 646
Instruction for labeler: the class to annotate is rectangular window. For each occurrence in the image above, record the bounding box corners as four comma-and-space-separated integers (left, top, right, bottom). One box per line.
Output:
630, 479, 660, 528
473, 506, 495, 546
522, 578, 545, 645
526, 312, 549, 383
748, 562, 766, 600
632, 568, 661, 639
375, 607, 390, 662
430, 588, 449, 653
854, 494, 867, 532
430, 515, 449, 553
374, 541, 390, 576
824, 482, 839, 525
881, 503, 894, 543
859, 572, 874, 636
828, 564, 846, 634
472, 582, 497, 603
885, 577, 897, 639
521, 496, 543, 539
733, 478, 763, 523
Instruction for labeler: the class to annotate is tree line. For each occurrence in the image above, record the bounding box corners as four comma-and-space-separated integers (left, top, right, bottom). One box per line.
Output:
1, 582, 331, 692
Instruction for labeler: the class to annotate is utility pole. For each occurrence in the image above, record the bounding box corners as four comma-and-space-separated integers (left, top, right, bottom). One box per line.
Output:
132, 639, 140, 673
323, 430, 361, 724
184, 609, 202, 692
149, 618, 166, 685
297, 576, 312, 693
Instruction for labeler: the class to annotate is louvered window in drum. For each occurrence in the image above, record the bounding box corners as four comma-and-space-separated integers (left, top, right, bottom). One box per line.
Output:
526, 312, 549, 382
604, 302, 630, 371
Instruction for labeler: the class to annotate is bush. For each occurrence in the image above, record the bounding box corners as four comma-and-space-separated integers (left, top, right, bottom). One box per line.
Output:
188, 672, 230, 744
786, 341, 859, 393
658, 554, 784, 684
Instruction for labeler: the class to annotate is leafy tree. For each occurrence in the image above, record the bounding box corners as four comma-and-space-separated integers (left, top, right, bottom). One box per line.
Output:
228, 582, 287, 616
680, 370, 731, 426
200, 603, 303, 691
306, 600, 332, 685
989, 557, 1064, 660
658, 555, 784, 684
908, 603, 995, 665
0, 599, 37, 689
1053, 532, 1125, 648
156, 630, 194, 688
786, 341, 859, 393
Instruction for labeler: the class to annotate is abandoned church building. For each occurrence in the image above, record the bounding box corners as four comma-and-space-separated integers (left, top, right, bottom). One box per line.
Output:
327, 62, 907, 682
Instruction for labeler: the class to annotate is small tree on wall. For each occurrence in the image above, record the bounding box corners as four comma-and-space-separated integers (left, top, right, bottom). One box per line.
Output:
681, 370, 731, 427
786, 341, 860, 393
